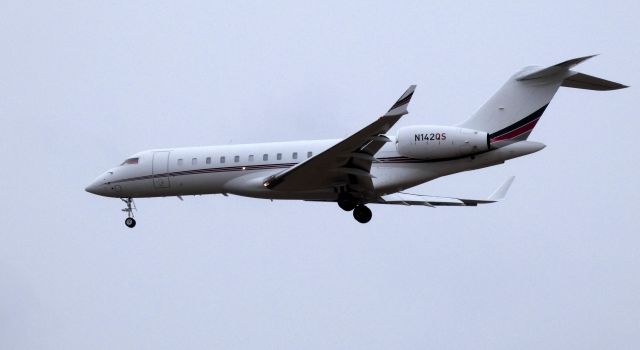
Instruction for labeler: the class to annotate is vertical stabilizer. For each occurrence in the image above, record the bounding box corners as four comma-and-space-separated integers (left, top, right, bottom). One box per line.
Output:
458, 56, 627, 147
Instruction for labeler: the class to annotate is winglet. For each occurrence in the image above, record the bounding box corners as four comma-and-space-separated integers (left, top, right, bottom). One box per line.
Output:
384, 85, 417, 117
488, 176, 515, 201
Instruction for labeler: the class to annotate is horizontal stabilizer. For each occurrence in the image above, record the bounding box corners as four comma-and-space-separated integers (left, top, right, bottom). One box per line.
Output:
561, 72, 628, 90
517, 55, 597, 81
516, 55, 628, 90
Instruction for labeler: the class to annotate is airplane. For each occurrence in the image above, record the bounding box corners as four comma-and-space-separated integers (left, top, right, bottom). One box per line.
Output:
86, 55, 627, 227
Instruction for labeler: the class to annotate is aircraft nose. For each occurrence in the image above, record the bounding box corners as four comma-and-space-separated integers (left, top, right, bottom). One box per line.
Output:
85, 179, 105, 195
85, 171, 113, 196
85, 181, 100, 194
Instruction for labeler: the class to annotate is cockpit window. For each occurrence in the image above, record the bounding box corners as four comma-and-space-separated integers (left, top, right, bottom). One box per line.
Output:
120, 157, 139, 166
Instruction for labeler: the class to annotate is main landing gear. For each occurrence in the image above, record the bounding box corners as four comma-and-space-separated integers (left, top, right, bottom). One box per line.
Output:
352, 205, 372, 224
121, 197, 136, 228
338, 194, 372, 223
337, 195, 358, 211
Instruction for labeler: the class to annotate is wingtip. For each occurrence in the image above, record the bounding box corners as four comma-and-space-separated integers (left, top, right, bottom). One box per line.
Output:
384, 85, 417, 117
397, 85, 417, 100
575, 54, 599, 62
488, 176, 516, 201
578, 54, 599, 64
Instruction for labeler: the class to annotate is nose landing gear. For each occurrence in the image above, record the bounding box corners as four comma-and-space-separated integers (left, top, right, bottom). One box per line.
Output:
125, 217, 136, 228
121, 198, 137, 228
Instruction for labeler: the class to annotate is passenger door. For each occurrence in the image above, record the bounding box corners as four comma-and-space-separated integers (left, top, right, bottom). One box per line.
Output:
152, 151, 170, 189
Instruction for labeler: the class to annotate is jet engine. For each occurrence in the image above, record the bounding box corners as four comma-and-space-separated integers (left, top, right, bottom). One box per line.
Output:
396, 125, 489, 160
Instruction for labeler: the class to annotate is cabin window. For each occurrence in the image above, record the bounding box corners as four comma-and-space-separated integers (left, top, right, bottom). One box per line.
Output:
249, 155, 254, 162
263, 154, 268, 161
277, 153, 282, 160
192, 158, 197, 165
120, 157, 139, 166
234, 155, 240, 163
206, 157, 211, 165
220, 156, 225, 163
177, 159, 183, 166
307, 151, 313, 158
292, 152, 298, 160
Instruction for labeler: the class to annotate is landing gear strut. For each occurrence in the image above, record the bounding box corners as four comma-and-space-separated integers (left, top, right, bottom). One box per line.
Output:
353, 205, 372, 224
121, 197, 136, 228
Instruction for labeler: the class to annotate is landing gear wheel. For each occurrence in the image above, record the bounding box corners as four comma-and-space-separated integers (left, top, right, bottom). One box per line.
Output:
121, 197, 137, 228
353, 205, 372, 224
125, 217, 136, 228
337, 196, 357, 211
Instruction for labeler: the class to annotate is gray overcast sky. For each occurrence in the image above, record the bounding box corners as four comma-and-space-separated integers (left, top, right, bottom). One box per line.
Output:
1, 1, 639, 349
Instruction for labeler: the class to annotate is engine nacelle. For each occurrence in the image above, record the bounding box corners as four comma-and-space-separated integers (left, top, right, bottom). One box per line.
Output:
396, 125, 489, 160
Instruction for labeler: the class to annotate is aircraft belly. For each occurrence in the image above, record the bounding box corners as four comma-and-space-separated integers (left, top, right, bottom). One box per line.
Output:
222, 169, 335, 200
371, 141, 545, 194
372, 163, 441, 194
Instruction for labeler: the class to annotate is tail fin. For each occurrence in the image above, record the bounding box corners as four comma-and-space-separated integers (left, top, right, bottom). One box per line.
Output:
458, 55, 627, 147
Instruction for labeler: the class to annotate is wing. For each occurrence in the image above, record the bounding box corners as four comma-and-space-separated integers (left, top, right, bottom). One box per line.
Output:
375, 177, 515, 207
264, 85, 417, 199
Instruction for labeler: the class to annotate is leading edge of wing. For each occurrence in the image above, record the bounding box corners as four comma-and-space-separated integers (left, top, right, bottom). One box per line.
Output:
263, 85, 417, 191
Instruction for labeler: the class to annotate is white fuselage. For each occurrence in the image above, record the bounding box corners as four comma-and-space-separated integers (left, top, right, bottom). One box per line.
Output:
86, 137, 545, 201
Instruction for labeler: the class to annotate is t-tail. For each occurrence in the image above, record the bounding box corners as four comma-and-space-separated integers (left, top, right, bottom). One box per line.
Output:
458, 55, 628, 147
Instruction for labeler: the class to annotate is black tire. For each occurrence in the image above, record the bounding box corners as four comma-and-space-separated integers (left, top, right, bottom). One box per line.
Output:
337, 196, 357, 211
125, 217, 136, 228
353, 205, 372, 223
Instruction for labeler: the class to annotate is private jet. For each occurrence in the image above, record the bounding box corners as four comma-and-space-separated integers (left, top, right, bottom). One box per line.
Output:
86, 55, 626, 227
